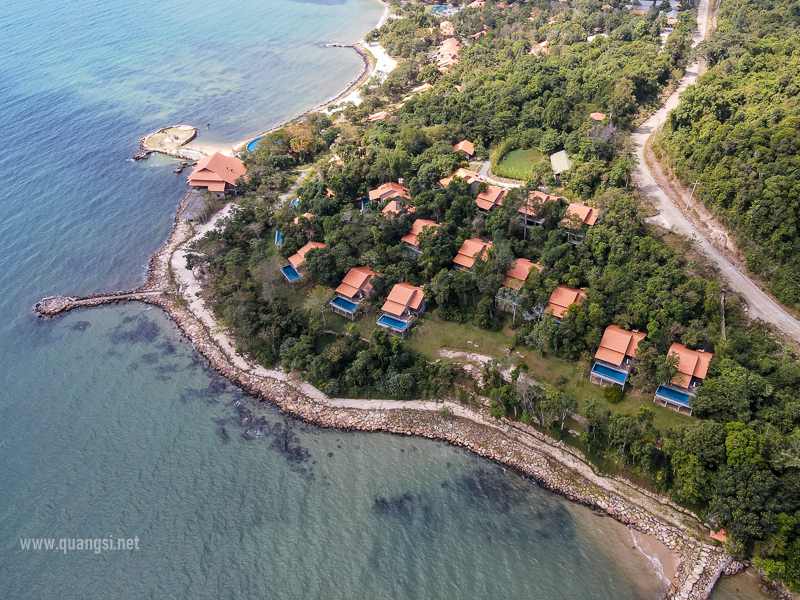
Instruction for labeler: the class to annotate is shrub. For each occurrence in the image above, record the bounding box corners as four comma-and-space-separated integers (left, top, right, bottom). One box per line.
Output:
603, 386, 625, 404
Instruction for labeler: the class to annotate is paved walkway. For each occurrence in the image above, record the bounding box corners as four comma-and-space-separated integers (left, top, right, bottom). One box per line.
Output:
630, 0, 800, 343
474, 161, 523, 188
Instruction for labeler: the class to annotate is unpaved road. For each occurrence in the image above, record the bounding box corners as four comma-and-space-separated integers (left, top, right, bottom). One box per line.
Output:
631, 0, 800, 343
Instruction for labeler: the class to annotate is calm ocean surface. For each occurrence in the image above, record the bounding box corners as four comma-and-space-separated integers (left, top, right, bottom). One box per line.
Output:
0, 0, 752, 597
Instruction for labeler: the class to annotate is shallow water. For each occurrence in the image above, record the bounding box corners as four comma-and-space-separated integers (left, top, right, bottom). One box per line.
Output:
0, 0, 750, 598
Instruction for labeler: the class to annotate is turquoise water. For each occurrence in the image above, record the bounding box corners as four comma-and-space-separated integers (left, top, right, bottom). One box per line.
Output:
0, 0, 688, 597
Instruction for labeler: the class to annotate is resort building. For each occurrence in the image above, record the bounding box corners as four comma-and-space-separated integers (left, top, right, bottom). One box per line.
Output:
282, 241, 325, 282
590, 325, 647, 390
529, 40, 549, 56
454, 140, 475, 160
328, 154, 345, 167
377, 282, 426, 338
550, 150, 573, 181
475, 185, 507, 212
519, 190, 556, 228
367, 111, 389, 122
503, 258, 541, 290
546, 285, 586, 320
186, 152, 246, 194
293, 212, 314, 224
561, 202, 599, 243
439, 168, 485, 194
330, 266, 376, 320
401, 219, 440, 253
590, 112, 607, 121
440, 20, 455, 37
369, 182, 411, 203
453, 238, 492, 270
433, 38, 463, 71
382, 199, 415, 217
654, 343, 713, 416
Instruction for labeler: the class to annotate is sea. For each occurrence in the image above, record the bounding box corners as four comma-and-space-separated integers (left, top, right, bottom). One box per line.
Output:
0, 0, 760, 598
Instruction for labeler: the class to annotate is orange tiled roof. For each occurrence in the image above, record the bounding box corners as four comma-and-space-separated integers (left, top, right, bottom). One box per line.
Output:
402, 219, 439, 247
546, 285, 586, 318
293, 212, 314, 224
710, 528, 728, 543
503, 258, 541, 289
454, 238, 491, 269
595, 325, 647, 366
369, 182, 411, 202
668, 343, 713, 387
454, 140, 475, 155
335, 266, 376, 300
187, 152, 246, 190
288, 241, 325, 269
562, 202, 599, 228
368, 111, 389, 122
329, 153, 344, 167
476, 185, 507, 211
381, 282, 424, 317
590, 112, 607, 121
382, 200, 415, 217
440, 167, 484, 188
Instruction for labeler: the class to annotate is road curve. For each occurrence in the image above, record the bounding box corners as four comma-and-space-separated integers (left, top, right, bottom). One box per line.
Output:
630, 0, 800, 343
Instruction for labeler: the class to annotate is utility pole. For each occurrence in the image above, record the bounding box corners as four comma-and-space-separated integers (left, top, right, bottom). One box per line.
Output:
685, 180, 700, 210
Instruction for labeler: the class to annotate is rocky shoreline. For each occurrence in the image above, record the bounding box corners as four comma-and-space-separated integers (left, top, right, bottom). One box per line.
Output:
34, 194, 754, 600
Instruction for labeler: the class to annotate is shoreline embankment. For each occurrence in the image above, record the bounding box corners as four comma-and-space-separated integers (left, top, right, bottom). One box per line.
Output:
35, 194, 745, 600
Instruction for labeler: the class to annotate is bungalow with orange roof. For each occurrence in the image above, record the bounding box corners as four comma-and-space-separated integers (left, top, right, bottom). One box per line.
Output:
561, 202, 599, 243
475, 185, 506, 212
369, 182, 411, 203
377, 282, 426, 338
186, 152, 246, 195
520, 190, 555, 228
382, 199, 415, 218
402, 219, 440, 253
546, 285, 586, 321
454, 140, 475, 160
590, 325, 647, 389
654, 343, 713, 415
330, 266, 376, 320
439, 167, 485, 194
453, 238, 491, 270
293, 212, 314, 225
503, 258, 541, 290
589, 112, 607, 121
529, 40, 550, 56
282, 241, 325, 282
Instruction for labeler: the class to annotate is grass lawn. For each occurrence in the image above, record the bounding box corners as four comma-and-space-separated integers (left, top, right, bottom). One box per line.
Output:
496, 148, 546, 179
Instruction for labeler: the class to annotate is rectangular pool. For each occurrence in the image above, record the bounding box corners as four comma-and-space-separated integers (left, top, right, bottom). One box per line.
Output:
330, 296, 359, 313
280, 265, 300, 282
591, 362, 628, 384
655, 385, 692, 405
377, 314, 412, 330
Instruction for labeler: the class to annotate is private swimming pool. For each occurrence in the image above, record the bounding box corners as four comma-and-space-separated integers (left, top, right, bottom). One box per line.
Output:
280, 264, 301, 282
377, 314, 411, 330
655, 385, 692, 405
330, 296, 358, 313
591, 363, 628, 384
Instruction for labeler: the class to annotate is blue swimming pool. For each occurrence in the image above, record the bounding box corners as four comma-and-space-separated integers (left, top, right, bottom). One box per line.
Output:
330, 296, 358, 313
655, 385, 692, 405
377, 314, 411, 330
591, 363, 628, 384
290, 199, 299, 208
280, 264, 301, 282
275, 231, 283, 245
246, 137, 263, 152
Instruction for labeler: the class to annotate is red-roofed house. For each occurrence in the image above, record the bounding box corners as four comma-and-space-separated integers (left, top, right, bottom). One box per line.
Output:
378, 282, 426, 337
654, 343, 714, 415
546, 285, 586, 320
520, 190, 557, 228
503, 258, 541, 290
287, 241, 325, 271
331, 266, 376, 320
402, 219, 440, 253
476, 185, 507, 212
453, 238, 491, 270
590, 112, 607, 121
439, 168, 485, 194
454, 140, 475, 159
562, 202, 599, 243
590, 325, 647, 389
293, 212, 314, 224
369, 182, 411, 202
382, 199, 415, 217
187, 152, 246, 194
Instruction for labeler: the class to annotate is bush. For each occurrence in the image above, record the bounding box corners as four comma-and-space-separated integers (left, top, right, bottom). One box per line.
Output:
603, 386, 625, 404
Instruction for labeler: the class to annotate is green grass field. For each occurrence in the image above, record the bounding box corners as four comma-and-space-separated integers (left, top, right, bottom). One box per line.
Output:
494, 148, 545, 179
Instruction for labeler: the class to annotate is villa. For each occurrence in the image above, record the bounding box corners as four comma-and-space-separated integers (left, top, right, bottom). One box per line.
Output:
369, 182, 411, 203
453, 238, 491, 270
382, 199, 415, 217
330, 266, 376, 320
186, 152, 246, 195
475, 185, 507, 212
546, 285, 586, 320
401, 219, 440, 253
377, 282, 426, 338
282, 241, 325, 282
590, 112, 607, 121
519, 190, 556, 228
654, 343, 713, 416
503, 258, 541, 290
293, 212, 314, 224
454, 140, 475, 160
561, 202, 599, 243
439, 168, 485, 194
550, 150, 573, 181
590, 325, 647, 390
433, 38, 463, 71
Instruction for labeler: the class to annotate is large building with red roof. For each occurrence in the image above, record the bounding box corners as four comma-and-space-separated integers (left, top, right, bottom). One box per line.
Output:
186, 152, 246, 194
401, 219, 439, 252
546, 285, 586, 320
590, 325, 647, 389
453, 238, 491, 270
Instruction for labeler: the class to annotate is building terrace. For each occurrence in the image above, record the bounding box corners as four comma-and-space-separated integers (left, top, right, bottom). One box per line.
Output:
331, 266, 376, 320
378, 282, 425, 338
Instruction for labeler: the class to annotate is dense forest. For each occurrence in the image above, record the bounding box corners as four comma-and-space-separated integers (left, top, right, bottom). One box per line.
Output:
188, 0, 800, 590
656, 0, 800, 308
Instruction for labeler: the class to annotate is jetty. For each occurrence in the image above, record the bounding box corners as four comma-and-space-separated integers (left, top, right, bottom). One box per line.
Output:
139, 124, 201, 161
